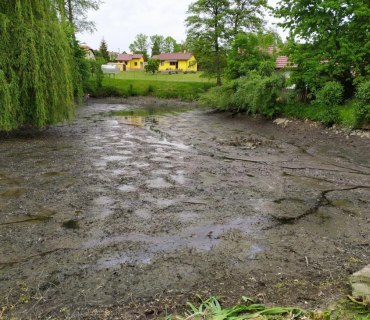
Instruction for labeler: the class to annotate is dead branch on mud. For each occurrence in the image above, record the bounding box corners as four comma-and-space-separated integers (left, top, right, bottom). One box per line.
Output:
273, 185, 370, 223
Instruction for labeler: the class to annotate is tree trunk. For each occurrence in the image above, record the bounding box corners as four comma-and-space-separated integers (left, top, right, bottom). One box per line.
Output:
67, 0, 73, 25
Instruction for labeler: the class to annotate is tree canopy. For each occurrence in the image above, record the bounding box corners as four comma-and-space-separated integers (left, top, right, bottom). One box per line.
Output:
129, 33, 150, 59
149, 35, 182, 56
150, 35, 164, 56
62, 0, 101, 33
0, 1, 75, 131
227, 32, 280, 79
186, 0, 268, 85
275, 0, 370, 96
99, 38, 110, 62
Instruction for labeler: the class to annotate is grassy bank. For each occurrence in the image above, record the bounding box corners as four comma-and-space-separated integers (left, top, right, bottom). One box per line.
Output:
88, 71, 216, 101
282, 101, 362, 129
115, 70, 213, 83
199, 76, 369, 129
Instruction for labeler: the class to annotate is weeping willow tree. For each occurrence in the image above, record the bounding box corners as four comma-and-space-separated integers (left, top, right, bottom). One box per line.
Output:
0, 1, 75, 131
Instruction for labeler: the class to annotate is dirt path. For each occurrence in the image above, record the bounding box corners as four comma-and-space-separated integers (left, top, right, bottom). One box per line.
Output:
0, 98, 369, 319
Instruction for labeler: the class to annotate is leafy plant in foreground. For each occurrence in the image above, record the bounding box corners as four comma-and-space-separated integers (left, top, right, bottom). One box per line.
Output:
171, 295, 306, 320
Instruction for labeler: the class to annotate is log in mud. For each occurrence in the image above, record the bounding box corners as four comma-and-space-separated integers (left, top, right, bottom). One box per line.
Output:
0, 97, 369, 319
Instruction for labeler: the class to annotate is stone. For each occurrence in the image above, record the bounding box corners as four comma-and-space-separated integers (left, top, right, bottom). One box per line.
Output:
273, 118, 291, 128
350, 264, 370, 298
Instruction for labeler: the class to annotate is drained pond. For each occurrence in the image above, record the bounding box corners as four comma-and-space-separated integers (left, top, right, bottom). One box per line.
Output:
0, 98, 369, 319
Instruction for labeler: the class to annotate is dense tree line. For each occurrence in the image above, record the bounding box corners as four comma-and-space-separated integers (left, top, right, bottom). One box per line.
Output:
275, 0, 369, 98
194, 0, 369, 126
128, 33, 189, 59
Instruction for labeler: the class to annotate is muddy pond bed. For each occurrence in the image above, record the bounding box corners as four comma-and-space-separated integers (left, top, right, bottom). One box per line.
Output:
0, 97, 369, 319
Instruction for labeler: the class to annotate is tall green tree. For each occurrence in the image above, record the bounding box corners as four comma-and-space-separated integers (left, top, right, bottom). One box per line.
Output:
129, 33, 149, 59
0, 1, 74, 131
99, 38, 110, 62
150, 35, 164, 56
186, 0, 230, 85
227, 32, 278, 79
227, 0, 267, 37
162, 36, 180, 53
275, 0, 370, 97
62, 0, 101, 33
186, 0, 267, 85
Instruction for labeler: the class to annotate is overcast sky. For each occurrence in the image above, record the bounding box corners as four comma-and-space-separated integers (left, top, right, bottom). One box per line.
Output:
77, 0, 285, 52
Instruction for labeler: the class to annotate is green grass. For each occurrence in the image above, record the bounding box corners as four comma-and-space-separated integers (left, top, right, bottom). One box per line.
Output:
92, 76, 215, 101
282, 101, 362, 128
114, 70, 215, 83
87, 71, 216, 101
166, 295, 370, 320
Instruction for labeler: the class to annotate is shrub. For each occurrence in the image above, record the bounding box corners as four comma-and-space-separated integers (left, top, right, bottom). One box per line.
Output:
145, 58, 160, 74
355, 80, 370, 105
89, 85, 124, 98
313, 81, 343, 126
233, 72, 286, 117
199, 81, 238, 110
200, 72, 286, 117
355, 80, 370, 126
315, 81, 344, 108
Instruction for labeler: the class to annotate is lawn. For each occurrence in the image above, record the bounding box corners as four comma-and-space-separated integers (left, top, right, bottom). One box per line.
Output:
113, 70, 215, 83
89, 70, 216, 101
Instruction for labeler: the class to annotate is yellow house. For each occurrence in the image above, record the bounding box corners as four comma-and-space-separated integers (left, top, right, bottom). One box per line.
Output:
151, 53, 197, 72
115, 53, 144, 71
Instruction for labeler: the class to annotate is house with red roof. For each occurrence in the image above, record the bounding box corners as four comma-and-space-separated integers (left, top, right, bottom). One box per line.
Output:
115, 53, 144, 71
265, 47, 296, 70
151, 52, 197, 72
276, 55, 297, 69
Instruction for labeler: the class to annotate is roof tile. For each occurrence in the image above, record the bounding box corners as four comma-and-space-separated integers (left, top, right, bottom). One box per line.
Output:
116, 53, 143, 61
152, 52, 193, 61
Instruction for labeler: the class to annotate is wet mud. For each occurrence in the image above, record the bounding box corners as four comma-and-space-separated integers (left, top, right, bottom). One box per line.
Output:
0, 97, 369, 319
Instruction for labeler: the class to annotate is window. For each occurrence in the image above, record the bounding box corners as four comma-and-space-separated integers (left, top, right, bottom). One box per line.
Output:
134, 62, 138, 66
161, 61, 164, 66
170, 62, 177, 66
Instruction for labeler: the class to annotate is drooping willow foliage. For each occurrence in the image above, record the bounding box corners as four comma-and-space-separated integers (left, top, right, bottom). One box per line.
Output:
0, 1, 75, 131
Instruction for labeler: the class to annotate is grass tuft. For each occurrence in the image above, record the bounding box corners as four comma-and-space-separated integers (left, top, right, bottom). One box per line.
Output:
166, 295, 370, 320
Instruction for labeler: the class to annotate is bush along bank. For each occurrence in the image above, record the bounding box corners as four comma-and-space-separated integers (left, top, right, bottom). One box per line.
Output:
200, 76, 370, 130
